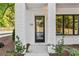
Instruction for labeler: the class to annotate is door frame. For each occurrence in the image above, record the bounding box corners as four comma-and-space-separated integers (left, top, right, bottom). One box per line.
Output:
35, 16, 45, 43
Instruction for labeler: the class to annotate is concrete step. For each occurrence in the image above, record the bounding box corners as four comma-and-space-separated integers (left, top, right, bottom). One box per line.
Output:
25, 44, 49, 56
25, 53, 49, 56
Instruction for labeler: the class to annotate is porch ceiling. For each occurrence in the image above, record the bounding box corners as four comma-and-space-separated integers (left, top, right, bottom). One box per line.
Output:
25, 3, 48, 10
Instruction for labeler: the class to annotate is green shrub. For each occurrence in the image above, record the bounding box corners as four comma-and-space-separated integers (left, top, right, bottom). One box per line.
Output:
55, 36, 64, 56
15, 35, 25, 55
69, 48, 79, 56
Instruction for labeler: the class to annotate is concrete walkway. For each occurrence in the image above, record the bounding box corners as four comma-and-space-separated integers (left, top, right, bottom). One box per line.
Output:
25, 44, 49, 56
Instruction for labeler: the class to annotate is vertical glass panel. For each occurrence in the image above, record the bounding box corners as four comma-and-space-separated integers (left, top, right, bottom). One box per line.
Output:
56, 16, 63, 34
35, 16, 45, 42
64, 16, 73, 34
74, 16, 78, 34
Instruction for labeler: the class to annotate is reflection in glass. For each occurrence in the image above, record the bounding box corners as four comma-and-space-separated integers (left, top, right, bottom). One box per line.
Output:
56, 15, 79, 35
74, 16, 78, 34
35, 16, 45, 42
64, 16, 73, 34
56, 16, 63, 34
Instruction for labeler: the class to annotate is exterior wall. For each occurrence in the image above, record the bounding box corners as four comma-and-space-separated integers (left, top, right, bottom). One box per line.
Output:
57, 36, 79, 45
15, 3, 79, 45
15, 3, 48, 45
25, 4, 48, 44
26, 3, 56, 45
15, 3, 56, 45
15, 3, 26, 44
56, 4, 79, 44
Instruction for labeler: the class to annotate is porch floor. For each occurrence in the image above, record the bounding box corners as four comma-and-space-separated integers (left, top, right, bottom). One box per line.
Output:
25, 44, 49, 56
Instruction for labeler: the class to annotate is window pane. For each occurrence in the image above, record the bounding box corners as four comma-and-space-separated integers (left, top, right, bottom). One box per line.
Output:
35, 16, 45, 42
64, 16, 73, 34
74, 16, 78, 34
56, 16, 63, 34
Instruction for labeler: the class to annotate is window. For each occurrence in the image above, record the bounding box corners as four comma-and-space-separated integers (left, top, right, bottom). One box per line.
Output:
74, 16, 78, 34
64, 16, 73, 34
56, 15, 79, 35
35, 16, 45, 42
56, 16, 63, 34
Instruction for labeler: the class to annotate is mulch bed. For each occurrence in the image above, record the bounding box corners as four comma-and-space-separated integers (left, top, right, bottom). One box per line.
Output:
0, 36, 14, 56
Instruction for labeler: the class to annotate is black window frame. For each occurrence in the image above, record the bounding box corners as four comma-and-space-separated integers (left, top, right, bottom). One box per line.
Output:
56, 14, 79, 35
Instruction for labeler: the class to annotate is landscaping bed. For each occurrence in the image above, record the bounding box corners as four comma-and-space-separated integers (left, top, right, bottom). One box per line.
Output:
49, 44, 79, 56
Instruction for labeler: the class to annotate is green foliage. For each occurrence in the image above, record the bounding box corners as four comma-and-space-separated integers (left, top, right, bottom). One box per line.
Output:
37, 20, 43, 27
36, 16, 44, 27
15, 35, 26, 55
56, 16, 62, 28
0, 3, 15, 28
55, 36, 64, 56
69, 48, 79, 56
64, 16, 73, 29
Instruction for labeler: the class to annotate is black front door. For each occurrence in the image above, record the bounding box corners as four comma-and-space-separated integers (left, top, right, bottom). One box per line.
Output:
35, 16, 45, 42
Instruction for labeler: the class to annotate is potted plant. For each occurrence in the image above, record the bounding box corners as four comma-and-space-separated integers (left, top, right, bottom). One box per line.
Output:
26, 43, 31, 52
